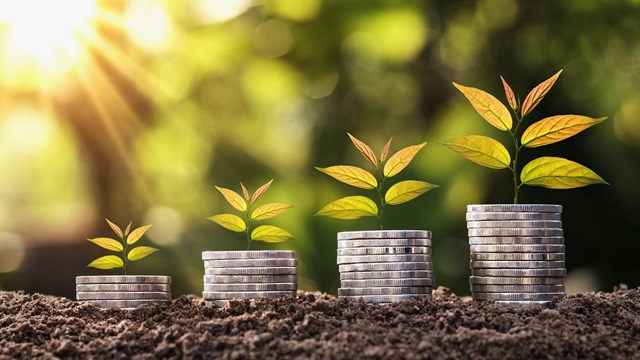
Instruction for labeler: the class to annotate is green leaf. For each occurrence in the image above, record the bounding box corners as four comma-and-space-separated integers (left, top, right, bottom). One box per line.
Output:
453, 82, 512, 131
440, 136, 511, 169
105, 218, 123, 239
500, 76, 517, 111
127, 246, 159, 261
251, 179, 273, 204
316, 196, 378, 219
87, 255, 124, 270
208, 214, 247, 232
348, 133, 378, 167
383, 142, 426, 178
520, 157, 609, 189
250, 225, 294, 243
521, 115, 607, 148
216, 186, 247, 212
251, 203, 293, 221
380, 137, 392, 162
385, 180, 439, 205
126, 224, 152, 245
521, 70, 562, 117
87, 237, 124, 252
316, 166, 378, 189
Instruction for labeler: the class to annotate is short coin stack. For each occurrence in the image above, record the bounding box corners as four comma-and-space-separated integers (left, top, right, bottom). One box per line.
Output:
337, 230, 434, 304
467, 204, 566, 307
76, 275, 172, 310
202, 250, 298, 307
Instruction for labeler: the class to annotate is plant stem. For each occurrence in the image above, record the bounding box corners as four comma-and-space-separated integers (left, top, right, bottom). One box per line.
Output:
376, 168, 386, 230
123, 240, 128, 275
510, 112, 524, 204
245, 205, 253, 250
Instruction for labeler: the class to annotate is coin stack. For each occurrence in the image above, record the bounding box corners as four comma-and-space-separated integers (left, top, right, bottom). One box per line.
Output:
202, 250, 298, 307
467, 204, 566, 307
76, 275, 172, 310
337, 230, 434, 304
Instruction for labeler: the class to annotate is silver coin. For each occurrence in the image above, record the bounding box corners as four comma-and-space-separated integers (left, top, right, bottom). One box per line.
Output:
472, 268, 566, 277
340, 278, 433, 288
466, 212, 562, 221
205, 267, 298, 275
76, 291, 171, 300
466, 220, 563, 229
202, 250, 296, 260
203, 275, 298, 284
338, 230, 431, 240
471, 253, 565, 261
83, 299, 170, 309
470, 244, 565, 253
203, 283, 297, 291
202, 290, 296, 300
337, 247, 430, 256
338, 239, 432, 248
469, 237, 564, 245
472, 292, 566, 301
492, 300, 553, 307
339, 262, 432, 272
76, 284, 171, 292
76, 276, 171, 284
470, 260, 565, 269
470, 284, 565, 293
468, 228, 563, 237
469, 276, 565, 285
204, 258, 298, 268
337, 254, 431, 265
339, 287, 431, 296
340, 270, 434, 280
340, 294, 432, 302
467, 204, 562, 213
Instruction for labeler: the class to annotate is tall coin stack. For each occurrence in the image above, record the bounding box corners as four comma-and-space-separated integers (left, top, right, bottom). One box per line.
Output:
76, 275, 172, 310
337, 230, 434, 304
467, 204, 566, 307
202, 250, 298, 307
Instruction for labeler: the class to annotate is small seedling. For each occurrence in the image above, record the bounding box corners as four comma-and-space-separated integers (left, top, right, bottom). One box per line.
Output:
87, 219, 157, 275
208, 180, 294, 250
316, 133, 438, 229
441, 70, 608, 204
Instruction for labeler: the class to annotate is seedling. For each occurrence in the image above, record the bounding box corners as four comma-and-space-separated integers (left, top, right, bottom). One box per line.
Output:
87, 219, 157, 275
208, 180, 294, 250
441, 70, 608, 204
316, 133, 438, 229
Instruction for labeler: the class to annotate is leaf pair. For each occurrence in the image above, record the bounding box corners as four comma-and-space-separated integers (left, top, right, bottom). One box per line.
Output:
87, 219, 157, 272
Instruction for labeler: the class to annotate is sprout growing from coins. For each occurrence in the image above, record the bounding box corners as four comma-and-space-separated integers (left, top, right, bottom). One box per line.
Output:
441, 70, 608, 204
316, 133, 439, 230
87, 219, 157, 275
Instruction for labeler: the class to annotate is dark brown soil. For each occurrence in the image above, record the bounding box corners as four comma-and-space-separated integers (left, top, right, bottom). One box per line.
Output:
1, 286, 639, 359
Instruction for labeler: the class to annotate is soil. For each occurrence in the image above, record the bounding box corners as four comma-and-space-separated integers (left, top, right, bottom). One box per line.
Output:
1, 286, 639, 359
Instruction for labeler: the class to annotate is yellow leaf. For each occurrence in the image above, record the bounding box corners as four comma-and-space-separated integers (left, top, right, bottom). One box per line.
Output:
87, 237, 123, 252
500, 76, 517, 111
87, 255, 124, 270
240, 182, 250, 201
251, 203, 293, 221
440, 136, 511, 169
522, 115, 607, 148
126, 224, 152, 245
216, 186, 248, 212
124, 221, 132, 236
348, 133, 378, 167
316, 166, 378, 189
380, 137, 393, 162
250, 225, 294, 243
520, 157, 609, 189
208, 214, 247, 232
521, 70, 562, 117
385, 180, 439, 205
316, 196, 378, 219
453, 82, 512, 131
127, 246, 159, 261
251, 179, 273, 204
105, 218, 123, 239
383, 142, 426, 178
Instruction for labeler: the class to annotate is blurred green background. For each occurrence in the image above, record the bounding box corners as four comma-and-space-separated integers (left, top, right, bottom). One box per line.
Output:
1, 0, 639, 299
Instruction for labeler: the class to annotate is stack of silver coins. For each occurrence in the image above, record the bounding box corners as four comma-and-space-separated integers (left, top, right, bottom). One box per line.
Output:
337, 230, 434, 304
76, 275, 172, 310
467, 204, 566, 307
202, 250, 298, 307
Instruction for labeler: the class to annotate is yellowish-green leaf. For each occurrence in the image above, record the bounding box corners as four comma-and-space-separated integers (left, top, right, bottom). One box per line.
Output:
380, 137, 392, 162
316, 166, 378, 189
87, 237, 123, 252
124, 221, 132, 236
522, 115, 607, 148
520, 156, 609, 189
251, 203, 293, 221
521, 69, 562, 117
87, 255, 124, 270
207, 214, 247, 232
216, 186, 247, 212
126, 224, 152, 245
500, 76, 517, 111
453, 82, 512, 131
316, 196, 378, 219
348, 133, 378, 167
127, 246, 159, 261
385, 180, 439, 205
105, 218, 123, 239
383, 142, 426, 178
251, 179, 273, 204
250, 225, 294, 243
440, 136, 511, 169
240, 182, 250, 201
